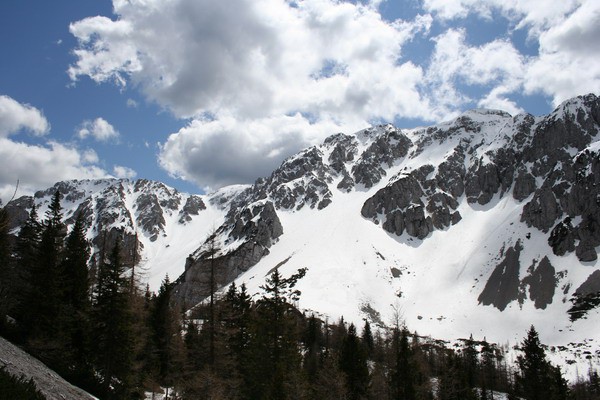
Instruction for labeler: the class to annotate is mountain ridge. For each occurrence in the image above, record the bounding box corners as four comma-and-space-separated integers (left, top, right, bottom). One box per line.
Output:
5, 93, 600, 375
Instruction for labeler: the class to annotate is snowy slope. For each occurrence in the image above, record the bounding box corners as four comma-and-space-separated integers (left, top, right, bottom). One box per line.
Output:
7, 94, 600, 378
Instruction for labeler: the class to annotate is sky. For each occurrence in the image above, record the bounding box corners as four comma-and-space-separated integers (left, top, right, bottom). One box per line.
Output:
0, 0, 599, 203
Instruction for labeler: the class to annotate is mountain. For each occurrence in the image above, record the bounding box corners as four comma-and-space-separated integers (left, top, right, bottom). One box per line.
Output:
5, 93, 600, 375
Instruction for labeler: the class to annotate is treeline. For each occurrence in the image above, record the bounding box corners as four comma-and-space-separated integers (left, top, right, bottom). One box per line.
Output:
0, 193, 599, 399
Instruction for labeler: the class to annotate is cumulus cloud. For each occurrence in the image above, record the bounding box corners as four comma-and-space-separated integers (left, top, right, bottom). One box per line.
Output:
424, 28, 525, 117
112, 165, 137, 179
77, 117, 120, 142
0, 138, 109, 203
524, 0, 600, 105
69, 0, 437, 187
422, 0, 580, 33
158, 113, 359, 189
68, 0, 600, 189
0, 95, 50, 137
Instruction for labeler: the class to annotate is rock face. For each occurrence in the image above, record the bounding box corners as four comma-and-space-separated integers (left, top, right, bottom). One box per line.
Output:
351, 125, 412, 189
568, 270, 600, 321
5, 94, 600, 326
174, 201, 283, 306
478, 242, 523, 311
0, 337, 95, 400
522, 257, 556, 310
5, 178, 206, 271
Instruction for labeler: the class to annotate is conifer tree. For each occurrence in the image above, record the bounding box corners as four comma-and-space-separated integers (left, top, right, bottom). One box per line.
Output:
303, 314, 323, 385
0, 205, 13, 331
149, 275, 183, 388
56, 212, 92, 383
390, 327, 417, 400
248, 268, 306, 400
93, 239, 135, 399
28, 191, 65, 340
14, 205, 41, 333
515, 325, 569, 400
339, 323, 369, 400
461, 335, 479, 390
60, 213, 90, 311
362, 320, 374, 359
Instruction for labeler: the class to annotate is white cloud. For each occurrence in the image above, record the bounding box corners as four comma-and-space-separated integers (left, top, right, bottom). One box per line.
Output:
422, 0, 580, 34
82, 149, 100, 163
424, 28, 525, 117
112, 165, 137, 179
0, 138, 109, 203
68, 0, 600, 189
126, 98, 138, 108
524, 0, 600, 105
69, 0, 438, 187
0, 95, 50, 137
158, 113, 361, 189
77, 117, 120, 142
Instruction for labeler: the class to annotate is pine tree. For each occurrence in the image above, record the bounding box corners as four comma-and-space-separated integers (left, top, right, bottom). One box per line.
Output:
247, 268, 306, 400
0, 205, 13, 332
339, 323, 369, 400
14, 205, 41, 333
148, 275, 183, 388
362, 320, 374, 359
515, 325, 568, 400
390, 327, 416, 400
92, 239, 135, 399
30, 191, 65, 338
56, 212, 92, 384
60, 213, 90, 310
303, 314, 323, 386
461, 335, 478, 390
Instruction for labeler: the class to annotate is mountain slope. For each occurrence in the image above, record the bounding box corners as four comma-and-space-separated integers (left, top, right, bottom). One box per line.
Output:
174, 93, 600, 375
6, 93, 600, 375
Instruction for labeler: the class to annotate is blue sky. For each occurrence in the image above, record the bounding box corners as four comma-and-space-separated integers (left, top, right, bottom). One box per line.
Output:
0, 0, 598, 202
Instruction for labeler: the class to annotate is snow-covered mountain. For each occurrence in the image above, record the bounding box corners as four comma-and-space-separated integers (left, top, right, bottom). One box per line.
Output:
6, 93, 600, 375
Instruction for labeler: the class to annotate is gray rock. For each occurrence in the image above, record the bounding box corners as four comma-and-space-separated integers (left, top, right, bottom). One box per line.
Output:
522, 256, 556, 309
4, 196, 34, 231
435, 147, 466, 198
521, 187, 561, 233
352, 126, 412, 188
548, 217, 576, 256
574, 270, 600, 297
135, 193, 166, 242
179, 195, 206, 224
404, 205, 433, 239
465, 161, 501, 205
427, 192, 460, 230
174, 201, 283, 306
513, 167, 536, 201
478, 242, 522, 311
0, 337, 95, 400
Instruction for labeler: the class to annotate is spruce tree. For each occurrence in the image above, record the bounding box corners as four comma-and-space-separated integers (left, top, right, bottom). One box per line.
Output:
14, 205, 41, 334
56, 212, 92, 384
362, 320, 374, 359
93, 239, 135, 399
248, 268, 306, 400
303, 314, 323, 385
149, 275, 183, 388
390, 327, 416, 400
339, 323, 369, 400
31, 191, 65, 338
515, 325, 568, 400
0, 205, 13, 333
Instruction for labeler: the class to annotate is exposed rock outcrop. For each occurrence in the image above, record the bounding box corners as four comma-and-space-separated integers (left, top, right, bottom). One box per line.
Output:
478, 242, 522, 311
522, 257, 556, 310
174, 201, 283, 306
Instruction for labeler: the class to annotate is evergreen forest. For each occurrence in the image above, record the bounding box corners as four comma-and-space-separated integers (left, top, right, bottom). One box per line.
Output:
0, 192, 599, 399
